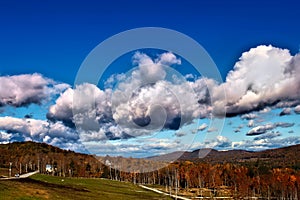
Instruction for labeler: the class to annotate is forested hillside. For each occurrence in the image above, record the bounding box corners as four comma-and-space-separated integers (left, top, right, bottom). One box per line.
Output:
0, 141, 104, 177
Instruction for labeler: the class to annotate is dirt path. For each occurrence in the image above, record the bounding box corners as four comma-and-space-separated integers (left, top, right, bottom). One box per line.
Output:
139, 185, 191, 200
0, 170, 39, 180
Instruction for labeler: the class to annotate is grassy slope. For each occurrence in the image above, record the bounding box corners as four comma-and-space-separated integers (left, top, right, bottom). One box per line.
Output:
0, 174, 171, 200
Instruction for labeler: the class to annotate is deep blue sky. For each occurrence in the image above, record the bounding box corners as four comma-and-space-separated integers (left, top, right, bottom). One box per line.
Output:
1, 0, 300, 84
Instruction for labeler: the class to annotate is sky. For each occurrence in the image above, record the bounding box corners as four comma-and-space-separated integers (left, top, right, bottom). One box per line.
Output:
0, 0, 300, 158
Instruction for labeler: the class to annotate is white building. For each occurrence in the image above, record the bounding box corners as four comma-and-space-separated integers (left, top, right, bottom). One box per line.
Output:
46, 164, 53, 173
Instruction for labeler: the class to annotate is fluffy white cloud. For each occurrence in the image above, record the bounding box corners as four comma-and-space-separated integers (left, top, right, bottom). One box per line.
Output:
294, 105, 300, 114
191, 135, 232, 149
46, 46, 300, 144
253, 131, 281, 140
0, 73, 69, 107
248, 119, 255, 127
0, 116, 81, 150
279, 108, 291, 116
0, 117, 48, 139
247, 122, 294, 136
241, 113, 257, 120
156, 52, 181, 66
247, 124, 275, 136
175, 131, 186, 137
47, 83, 128, 141
0, 131, 12, 143
47, 88, 74, 125
207, 127, 218, 133
213, 45, 300, 116
198, 123, 208, 131
48, 52, 211, 141
112, 80, 208, 134
233, 136, 300, 151
192, 133, 300, 152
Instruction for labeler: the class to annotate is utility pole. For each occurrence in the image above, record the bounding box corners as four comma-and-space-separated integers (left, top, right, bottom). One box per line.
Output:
38, 158, 40, 172
19, 163, 22, 174
175, 168, 178, 200
9, 162, 12, 177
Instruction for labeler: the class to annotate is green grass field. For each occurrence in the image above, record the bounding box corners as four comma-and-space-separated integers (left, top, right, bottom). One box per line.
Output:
0, 174, 171, 200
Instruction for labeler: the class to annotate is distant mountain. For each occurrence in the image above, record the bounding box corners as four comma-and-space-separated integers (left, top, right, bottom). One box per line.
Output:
146, 151, 185, 162
147, 144, 300, 168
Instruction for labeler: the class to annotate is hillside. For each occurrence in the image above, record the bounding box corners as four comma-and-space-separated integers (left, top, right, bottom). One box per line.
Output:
0, 141, 104, 177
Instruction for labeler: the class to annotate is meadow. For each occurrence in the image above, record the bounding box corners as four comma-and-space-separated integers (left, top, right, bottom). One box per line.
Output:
0, 174, 171, 200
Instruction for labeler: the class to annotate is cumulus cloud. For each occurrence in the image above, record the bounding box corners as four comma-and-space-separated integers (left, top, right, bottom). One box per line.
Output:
207, 127, 218, 133
259, 107, 271, 114
192, 133, 300, 152
0, 116, 82, 151
156, 52, 181, 66
0, 131, 12, 144
248, 120, 255, 127
279, 108, 291, 116
246, 124, 272, 136
47, 88, 74, 126
0, 116, 48, 139
198, 123, 208, 131
111, 52, 209, 134
241, 113, 257, 120
191, 135, 232, 150
246, 122, 294, 136
233, 136, 300, 151
175, 131, 186, 137
275, 122, 295, 128
48, 52, 213, 142
47, 83, 127, 141
184, 74, 195, 80
294, 105, 300, 114
46, 46, 300, 143
213, 45, 300, 116
0, 73, 69, 107
131, 52, 180, 83
253, 131, 281, 140
4, 46, 300, 155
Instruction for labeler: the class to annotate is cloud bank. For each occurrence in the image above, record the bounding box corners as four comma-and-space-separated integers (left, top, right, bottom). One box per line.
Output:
1, 45, 300, 154
47, 52, 212, 141
47, 46, 300, 143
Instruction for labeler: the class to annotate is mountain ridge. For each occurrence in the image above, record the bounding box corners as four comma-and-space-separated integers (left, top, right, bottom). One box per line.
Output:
147, 144, 300, 168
